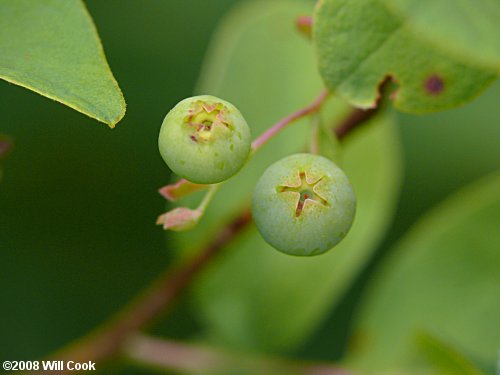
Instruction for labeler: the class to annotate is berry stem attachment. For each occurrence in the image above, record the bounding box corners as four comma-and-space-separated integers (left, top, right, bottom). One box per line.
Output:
43, 89, 381, 374
197, 184, 220, 212
159, 90, 330, 211
251, 90, 329, 152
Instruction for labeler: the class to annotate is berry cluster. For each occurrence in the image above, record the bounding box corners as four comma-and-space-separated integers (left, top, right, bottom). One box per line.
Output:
159, 96, 356, 256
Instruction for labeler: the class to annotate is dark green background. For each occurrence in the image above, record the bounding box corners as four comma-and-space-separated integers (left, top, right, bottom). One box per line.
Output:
1, 1, 499, 374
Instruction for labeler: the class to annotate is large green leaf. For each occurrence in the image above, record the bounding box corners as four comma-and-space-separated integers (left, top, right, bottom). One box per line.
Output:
381, 0, 500, 71
313, 0, 498, 114
347, 171, 500, 374
0, 0, 125, 127
174, 0, 402, 352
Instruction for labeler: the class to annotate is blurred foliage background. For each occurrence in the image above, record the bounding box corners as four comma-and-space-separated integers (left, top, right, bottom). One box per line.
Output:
0, 0, 498, 374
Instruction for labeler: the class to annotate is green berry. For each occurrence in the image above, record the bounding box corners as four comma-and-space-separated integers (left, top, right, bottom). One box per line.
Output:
158, 95, 251, 184
252, 153, 356, 256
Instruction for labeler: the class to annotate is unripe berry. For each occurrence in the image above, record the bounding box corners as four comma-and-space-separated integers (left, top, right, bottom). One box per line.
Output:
159, 95, 251, 184
252, 153, 356, 256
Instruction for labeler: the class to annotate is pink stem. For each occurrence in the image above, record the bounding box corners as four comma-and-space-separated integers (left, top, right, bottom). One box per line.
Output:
251, 90, 329, 151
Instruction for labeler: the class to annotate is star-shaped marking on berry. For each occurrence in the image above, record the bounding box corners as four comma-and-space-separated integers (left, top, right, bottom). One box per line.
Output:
184, 101, 230, 142
279, 171, 328, 217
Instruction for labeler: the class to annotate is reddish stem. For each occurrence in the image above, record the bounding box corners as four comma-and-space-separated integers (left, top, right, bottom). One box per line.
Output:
159, 91, 329, 204
334, 107, 379, 140
125, 334, 354, 375
251, 90, 329, 151
334, 76, 391, 140
42, 210, 252, 374
39, 89, 379, 374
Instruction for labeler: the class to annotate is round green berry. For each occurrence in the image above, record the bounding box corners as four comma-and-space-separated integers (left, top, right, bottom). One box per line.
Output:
252, 153, 356, 256
158, 95, 251, 184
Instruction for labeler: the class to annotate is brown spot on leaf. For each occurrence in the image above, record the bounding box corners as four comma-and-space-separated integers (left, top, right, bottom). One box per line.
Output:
425, 75, 444, 95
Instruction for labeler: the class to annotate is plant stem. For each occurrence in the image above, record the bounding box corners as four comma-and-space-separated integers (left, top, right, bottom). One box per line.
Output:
158, 90, 329, 206
124, 334, 354, 375
197, 184, 220, 212
334, 76, 390, 140
251, 90, 329, 152
44, 209, 252, 374
40, 93, 378, 374
334, 107, 379, 141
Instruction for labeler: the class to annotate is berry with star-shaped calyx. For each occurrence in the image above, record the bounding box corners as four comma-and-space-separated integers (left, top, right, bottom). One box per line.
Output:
159, 95, 251, 184
252, 153, 356, 256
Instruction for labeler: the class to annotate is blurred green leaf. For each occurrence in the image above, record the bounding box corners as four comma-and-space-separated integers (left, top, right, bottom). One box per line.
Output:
381, 0, 500, 70
417, 332, 485, 375
313, 0, 498, 113
347, 171, 500, 374
174, 0, 402, 352
0, 0, 125, 127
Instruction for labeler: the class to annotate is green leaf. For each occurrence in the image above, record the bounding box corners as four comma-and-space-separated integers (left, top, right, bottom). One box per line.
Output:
174, 0, 402, 352
417, 333, 485, 375
381, 0, 500, 71
0, 0, 125, 127
313, 0, 498, 114
347, 171, 500, 374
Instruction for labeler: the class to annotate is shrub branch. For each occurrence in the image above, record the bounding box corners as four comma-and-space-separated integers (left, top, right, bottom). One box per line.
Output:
38, 91, 378, 374
124, 334, 354, 375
